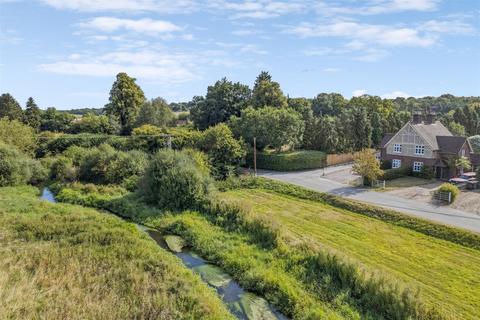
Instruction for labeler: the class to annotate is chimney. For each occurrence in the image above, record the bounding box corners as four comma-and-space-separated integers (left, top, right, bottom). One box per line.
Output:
412, 113, 423, 124
425, 112, 436, 125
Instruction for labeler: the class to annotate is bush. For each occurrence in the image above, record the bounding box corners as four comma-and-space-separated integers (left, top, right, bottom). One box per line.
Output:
412, 166, 434, 179
199, 124, 246, 179
138, 149, 214, 211
381, 167, 410, 180
104, 150, 149, 185
0, 143, 32, 186
248, 150, 326, 171
131, 124, 162, 136
50, 156, 77, 182
437, 183, 460, 202
0, 118, 37, 155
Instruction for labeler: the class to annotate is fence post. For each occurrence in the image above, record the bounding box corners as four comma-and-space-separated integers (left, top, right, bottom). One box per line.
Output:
448, 192, 451, 204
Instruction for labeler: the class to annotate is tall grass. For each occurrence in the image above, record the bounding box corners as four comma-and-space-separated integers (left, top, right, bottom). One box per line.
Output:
0, 186, 234, 320
53, 182, 449, 319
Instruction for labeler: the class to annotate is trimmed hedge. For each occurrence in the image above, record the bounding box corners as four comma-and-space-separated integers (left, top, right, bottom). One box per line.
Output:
247, 150, 326, 171
219, 176, 480, 250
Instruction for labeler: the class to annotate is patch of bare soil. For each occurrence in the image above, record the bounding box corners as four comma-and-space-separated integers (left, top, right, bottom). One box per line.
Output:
451, 190, 480, 215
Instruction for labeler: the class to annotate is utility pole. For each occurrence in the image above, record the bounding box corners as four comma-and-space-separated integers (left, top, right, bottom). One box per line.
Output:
253, 137, 257, 177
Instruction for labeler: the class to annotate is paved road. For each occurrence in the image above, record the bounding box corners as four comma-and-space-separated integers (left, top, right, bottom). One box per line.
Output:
258, 168, 480, 233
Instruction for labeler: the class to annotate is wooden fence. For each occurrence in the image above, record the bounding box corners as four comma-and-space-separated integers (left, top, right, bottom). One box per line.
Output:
326, 153, 356, 166
433, 191, 452, 203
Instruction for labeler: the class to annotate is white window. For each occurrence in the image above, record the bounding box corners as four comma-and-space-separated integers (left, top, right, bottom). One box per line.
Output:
393, 144, 402, 153
392, 159, 401, 169
461, 149, 466, 157
415, 145, 425, 155
413, 161, 423, 172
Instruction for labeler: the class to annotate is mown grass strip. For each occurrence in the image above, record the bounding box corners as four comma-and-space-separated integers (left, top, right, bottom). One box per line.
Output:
218, 176, 480, 250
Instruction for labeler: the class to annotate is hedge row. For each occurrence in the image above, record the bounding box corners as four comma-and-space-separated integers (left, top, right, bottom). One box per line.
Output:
36, 132, 202, 156
219, 176, 480, 250
247, 150, 327, 171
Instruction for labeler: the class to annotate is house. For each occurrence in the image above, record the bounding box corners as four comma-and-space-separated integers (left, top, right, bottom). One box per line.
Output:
380, 113, 474, 179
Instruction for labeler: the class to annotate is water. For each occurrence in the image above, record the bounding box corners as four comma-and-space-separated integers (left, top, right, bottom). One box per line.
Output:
147, 230, 288, 320
41, 188, 288, 320
40, 188, 56, 203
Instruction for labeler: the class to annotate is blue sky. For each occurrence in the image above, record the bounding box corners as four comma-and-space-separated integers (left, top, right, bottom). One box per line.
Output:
1, 0, 479, 109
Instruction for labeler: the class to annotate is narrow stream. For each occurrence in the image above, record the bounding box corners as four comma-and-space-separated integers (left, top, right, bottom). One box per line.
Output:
41, 188, 288, 320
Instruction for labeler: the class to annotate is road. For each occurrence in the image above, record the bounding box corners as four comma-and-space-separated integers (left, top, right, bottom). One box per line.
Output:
258, 168, 480, 233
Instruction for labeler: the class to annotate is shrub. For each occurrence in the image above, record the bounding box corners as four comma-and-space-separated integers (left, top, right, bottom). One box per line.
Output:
104, 150, 149, 185
50, 156, 77, 182
78, 144, 117, 183
248, 150, 326, 171
380, 159, 391, 170
131, 124, 162, 136
412, 165, 434, 179
28, 159, 48, 185
199, 123, 246, 179
0, 143, 32, 186
381, 167, 409, 180
138, 149, 214, 211
0, 118, 37, 155
68, 113, 119, 134
437, 183, 460, 202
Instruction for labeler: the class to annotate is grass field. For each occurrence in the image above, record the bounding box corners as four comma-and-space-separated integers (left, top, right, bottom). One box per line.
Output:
0, 186, 233, 320
223, 189, 480, 319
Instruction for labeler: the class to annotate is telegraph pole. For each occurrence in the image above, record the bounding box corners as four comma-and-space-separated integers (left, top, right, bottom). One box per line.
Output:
253, 137, 257, 177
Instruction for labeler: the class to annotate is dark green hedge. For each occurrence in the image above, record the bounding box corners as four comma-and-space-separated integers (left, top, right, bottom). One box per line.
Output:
36, 132, 202, 156
247, 150, 326, 171
219, 176, 480, 250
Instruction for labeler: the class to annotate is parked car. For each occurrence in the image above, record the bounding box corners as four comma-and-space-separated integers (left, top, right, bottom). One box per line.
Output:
449, 172, 477, 185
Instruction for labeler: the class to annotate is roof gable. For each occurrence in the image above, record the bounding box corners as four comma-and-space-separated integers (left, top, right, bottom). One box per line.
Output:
411, 121, 452, 150
436, 136, 468, 154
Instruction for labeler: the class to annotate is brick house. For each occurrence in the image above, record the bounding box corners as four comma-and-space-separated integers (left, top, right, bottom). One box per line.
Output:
380, 114, 475, 179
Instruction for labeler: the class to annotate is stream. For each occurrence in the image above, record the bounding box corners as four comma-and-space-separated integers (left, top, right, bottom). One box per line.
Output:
41, 188, 288, 320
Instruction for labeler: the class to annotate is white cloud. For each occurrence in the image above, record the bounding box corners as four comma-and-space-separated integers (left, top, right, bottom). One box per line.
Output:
240, 44, 267, 55
78, 17, 182, 35
38, 50, 199, 83
323, 67, 340, 73
352, 89, 368, 97
420, 20, 476, 35
213, 0, 306, 19
39, 0, 197, 13
316, 0, 439, 16
286, 21, 435, 47
381, 90, 412, 99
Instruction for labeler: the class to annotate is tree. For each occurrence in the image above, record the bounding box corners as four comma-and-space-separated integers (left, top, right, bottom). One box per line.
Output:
105, 72, 145, 134
447, 122, 466, 136
23, 97, 42, 131
303, 116, 339, 153
0, 93, 23, 121
455, 156, 471, 174
229, 106, 304, 152
139, 149, 213, 210
40, 107, 75, 132
352, 149, 383, 186
190, 78, 251, 130
200, 123, 246, 179
134, 97, 175, 129
469, 135, 480, 153
349, 106, 372, 151
251, 71, 287, 109
311, 93, 346, 116
69, 113, 119, 134
0, 118, 37, 155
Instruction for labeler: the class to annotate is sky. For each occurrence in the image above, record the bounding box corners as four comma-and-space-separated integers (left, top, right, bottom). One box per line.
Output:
0, 0, 479, 109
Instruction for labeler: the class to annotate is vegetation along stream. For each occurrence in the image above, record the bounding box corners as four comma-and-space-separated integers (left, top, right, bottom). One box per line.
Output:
41, 188, 288, 320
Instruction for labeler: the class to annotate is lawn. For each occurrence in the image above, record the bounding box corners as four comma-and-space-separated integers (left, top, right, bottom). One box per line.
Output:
223, 189, 480, 319
0, 186, 233, 320
383, 176, 435, 189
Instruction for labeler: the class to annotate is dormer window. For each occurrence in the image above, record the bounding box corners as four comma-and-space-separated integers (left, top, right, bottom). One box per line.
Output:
415, 145, 425, 155
393, 144, 402, 153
